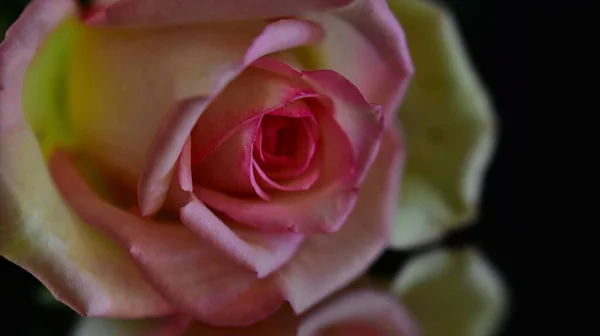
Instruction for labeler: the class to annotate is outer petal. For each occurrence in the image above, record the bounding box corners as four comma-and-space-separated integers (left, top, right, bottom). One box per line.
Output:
0, 0, 171, 318
276, 126, 405, 314
392, 248, 508, 336
94, 0, 353, 27
299, 0, 414, 118
70, 316, 191, 336
388, 0, 497, 248
50, 151, 286, 326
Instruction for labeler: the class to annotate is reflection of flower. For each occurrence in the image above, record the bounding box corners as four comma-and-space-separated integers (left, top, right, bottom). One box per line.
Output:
71, 248, 507, 336
393, 248, 508, 336
389, 0, 497, 248
72, 289, 421, 336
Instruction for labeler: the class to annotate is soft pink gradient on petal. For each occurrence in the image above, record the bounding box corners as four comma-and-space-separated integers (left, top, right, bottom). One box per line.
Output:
50, 151, 286, 326
306, 0, 414, 119
303, 70, 384, 184
192, 118, 264, 198
298, 290, 419, 336
95, 0, 353, 27
137, 97, 210, 216
276, 126, 406, 314
137, 18, 322, 215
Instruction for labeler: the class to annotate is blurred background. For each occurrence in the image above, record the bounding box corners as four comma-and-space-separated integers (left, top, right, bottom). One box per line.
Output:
1, 0, 581, 334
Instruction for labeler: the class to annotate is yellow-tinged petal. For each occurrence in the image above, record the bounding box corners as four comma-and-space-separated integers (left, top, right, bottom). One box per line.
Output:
392, 248, 508, 336
388, 0, 497, 248
1, 0, 171, 317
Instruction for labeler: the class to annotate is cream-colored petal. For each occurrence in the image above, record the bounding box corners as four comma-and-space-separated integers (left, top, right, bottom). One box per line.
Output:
392, 248, 508, 336
388, 0, 497, 248
0, 0, 171, 318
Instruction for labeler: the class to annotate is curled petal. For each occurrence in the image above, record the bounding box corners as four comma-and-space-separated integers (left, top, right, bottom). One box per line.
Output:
180, 197, 303, 278
300, 0, 414, 118
95, 0, 353, 27
0, 0, 171, 318
388, 0, 497, 248
301, 69, 384, 183
392, 248, 508, 336
50, 151, 284, 326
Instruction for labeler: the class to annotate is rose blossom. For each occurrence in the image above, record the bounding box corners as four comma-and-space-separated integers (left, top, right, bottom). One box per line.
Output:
0, 0, 413, 327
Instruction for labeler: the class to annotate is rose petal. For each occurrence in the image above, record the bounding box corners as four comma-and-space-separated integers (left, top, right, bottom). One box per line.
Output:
193, 118, 266, 198
0, 0, 172, 318
71, 315, 191, 336
392, 248, 508, 336
49, 151, 284, 326
180, 197, 304, 278
300, 0, 414, 118
95, 0, 353, 27
298, 290, 419, 336
388, 0, 497, 248
253, 159, 321, 192
276, 127, 405, 313
136, 19, 323, 215
301, 70, 384, 184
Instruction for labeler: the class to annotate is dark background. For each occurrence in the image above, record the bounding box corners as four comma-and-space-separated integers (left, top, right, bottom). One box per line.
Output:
2, 0, 584, 334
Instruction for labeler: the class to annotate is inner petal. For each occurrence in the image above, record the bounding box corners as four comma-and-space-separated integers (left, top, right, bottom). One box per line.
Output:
254, 101, 319, 181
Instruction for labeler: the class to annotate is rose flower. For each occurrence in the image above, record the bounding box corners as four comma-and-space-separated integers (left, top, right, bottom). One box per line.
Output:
0, 0, 413, 326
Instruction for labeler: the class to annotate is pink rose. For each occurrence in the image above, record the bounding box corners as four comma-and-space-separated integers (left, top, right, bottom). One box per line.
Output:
0, 0, 412, 326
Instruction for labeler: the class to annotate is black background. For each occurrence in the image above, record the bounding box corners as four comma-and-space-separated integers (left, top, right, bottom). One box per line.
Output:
2, 0, 586, 334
